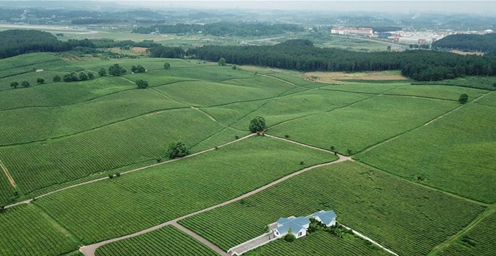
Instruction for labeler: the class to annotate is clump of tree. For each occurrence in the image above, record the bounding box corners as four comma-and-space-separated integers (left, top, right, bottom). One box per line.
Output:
10, 81, 18, 89
164, 62, 171, 70
61, 71, 94, 82
136, 79, 149, 89
53, 75, 61, 82
21, 81, 30, 88
131, 64, 146, 73
63, 72, 79, 82
459, 93, 469, 104
167, 141, 190, 159
98, 68, 107, 77
108, 64, 127, 76
249, 116, 266, 133
36, 78, 45, 84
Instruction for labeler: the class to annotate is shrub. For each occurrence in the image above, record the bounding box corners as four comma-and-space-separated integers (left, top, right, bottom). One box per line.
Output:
218, 57, 226, 66
79, 72, 88, 81
235, 135, 239, 140
10, 81, 18, 89
284, 233, 296, 242
136, 79, 149, 89
53, 75, 61, 82
108, 174, 114, 179
21, 81, 30, 88
167, 141, 189, 159
330, 146, 335, 151
36, 78, 45, 84
458, 93, 469, 104
131, 64, 146, 73
115, 173, 121, 177
285, 135, 290, 138
249, 116, 266, 133
347, 149, 353, 155
98, 67, 107, 77
88, 73, 95, 79
232, 65, 237, 70
300, 161, 304, 165
164, 62, 171, 70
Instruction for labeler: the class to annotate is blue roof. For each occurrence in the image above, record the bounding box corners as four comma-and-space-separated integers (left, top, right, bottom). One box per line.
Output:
311, 210, 337, 225
276, 217, 310, 234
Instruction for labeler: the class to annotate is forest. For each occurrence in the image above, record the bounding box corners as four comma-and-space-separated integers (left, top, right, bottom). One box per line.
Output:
0, 30, 95, 59
178, 39, 496, 81
132, 22, 304, 36
433, 33, 496, 53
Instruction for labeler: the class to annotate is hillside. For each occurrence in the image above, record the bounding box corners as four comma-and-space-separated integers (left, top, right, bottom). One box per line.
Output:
0, 53, 494, 256
433, 33, 496, 53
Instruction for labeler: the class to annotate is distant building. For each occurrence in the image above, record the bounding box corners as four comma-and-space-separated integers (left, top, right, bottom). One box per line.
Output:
331, 26, 373, 37
418, 39, 426, 44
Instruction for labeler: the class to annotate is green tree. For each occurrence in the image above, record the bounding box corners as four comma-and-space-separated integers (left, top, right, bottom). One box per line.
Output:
88, 73, 95, 80
63, 72, 78, 82
459, 93, 469, 104
36, 78, 45, 84
21, 81, 30, 88
132, 64, 146, 73
249, 116, 266, 133
136, 79, 149, 89
232, 65, 237, 70
284, 229, 296, 242
109, 64, 127, 76
53, 75, 61, 82
164, 62, 171, 70
79, 72, 88, 81
98, 68, 107, 77
167, 141, 190, 159
218, 57, 226, 66
10, 81, 18, 89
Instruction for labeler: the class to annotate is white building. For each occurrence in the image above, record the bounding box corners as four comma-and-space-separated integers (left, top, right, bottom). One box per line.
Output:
273, 216, 310, 239
311, 210, 337, 227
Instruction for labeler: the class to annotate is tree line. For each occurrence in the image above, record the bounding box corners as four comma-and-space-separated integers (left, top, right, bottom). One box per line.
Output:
133, 22, 304, 37
168, 39, 496, 81
433, 33, 496, 53
0, 30, 95, 59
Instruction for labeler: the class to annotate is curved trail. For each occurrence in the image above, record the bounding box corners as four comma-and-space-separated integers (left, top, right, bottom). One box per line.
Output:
80, 136, 350, 256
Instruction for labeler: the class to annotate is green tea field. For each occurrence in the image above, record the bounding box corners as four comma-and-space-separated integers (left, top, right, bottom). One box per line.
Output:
0, 52, 494, 256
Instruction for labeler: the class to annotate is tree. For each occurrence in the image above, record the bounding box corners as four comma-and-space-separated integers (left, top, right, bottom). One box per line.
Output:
232, 65, 237, 70
249, 116, 266, 133
132, 65, 146, 73
21, 81, 30, 88
218, 57, 226, 66
63, 72, 78, 82
88, 73, 95, 80
167, 141, 189, 159
79, 72, 88, 81
37, 78, 45, 84
108, 64, 127, 76
53, 75, 61, 82
98, 67, 107, 77
164, 62, 171, 70
459, 93, 469, 104
136, 79, 149, 89
10, 81, 18, 89
284, 228, 296, 242
387, 45, 392, 51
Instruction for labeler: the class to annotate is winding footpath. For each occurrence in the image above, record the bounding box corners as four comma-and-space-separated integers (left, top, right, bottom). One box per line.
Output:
80, 135, 351, 256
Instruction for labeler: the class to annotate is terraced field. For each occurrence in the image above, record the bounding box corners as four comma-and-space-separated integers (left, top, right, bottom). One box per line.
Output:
95, 226, 218, 256
35, 136, 334, 243
356, 103, 496, 203
0, 204, 78, 256
180, 162, 485, 256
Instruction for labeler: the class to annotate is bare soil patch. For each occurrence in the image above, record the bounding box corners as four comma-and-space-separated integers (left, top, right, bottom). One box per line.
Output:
450, 50, 484, 56
305, 71, 407, 84
132, 47, 148, 53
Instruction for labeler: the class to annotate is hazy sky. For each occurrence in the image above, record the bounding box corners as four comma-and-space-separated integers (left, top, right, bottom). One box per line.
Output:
112, 1, 496, 14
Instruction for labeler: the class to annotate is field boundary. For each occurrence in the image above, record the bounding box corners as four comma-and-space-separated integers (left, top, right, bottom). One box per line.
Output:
0, 159, 16, 188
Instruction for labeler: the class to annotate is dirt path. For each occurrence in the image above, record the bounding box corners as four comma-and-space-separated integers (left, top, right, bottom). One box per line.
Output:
0, 159, 16, 188
80, 139, 350, 256
427, 204, 496, 256
191, 106, 217, 122
3, 134, 256, 210
340, 224, 399, 256
171, 222, 227, 256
